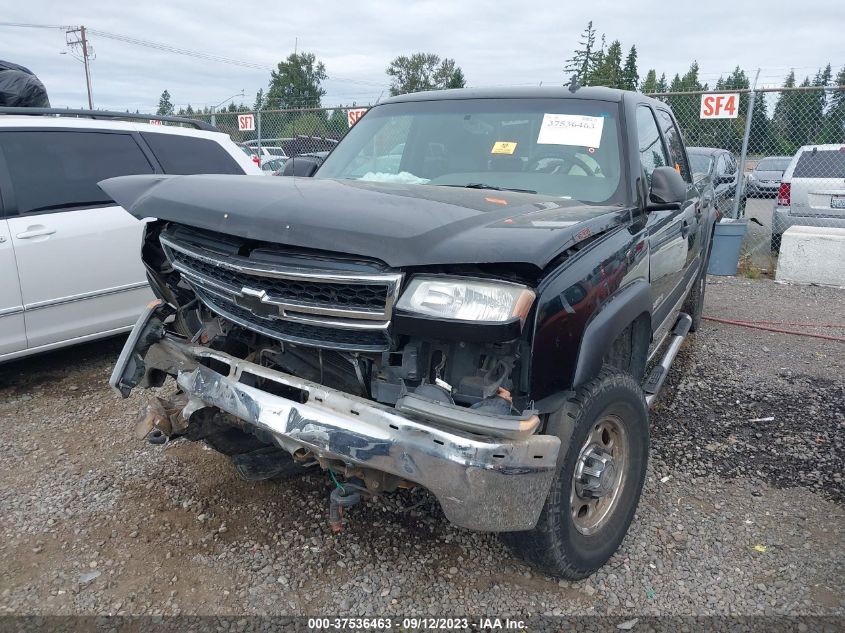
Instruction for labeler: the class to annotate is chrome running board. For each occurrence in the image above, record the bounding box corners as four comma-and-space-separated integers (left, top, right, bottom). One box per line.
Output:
644, 313, 692, 408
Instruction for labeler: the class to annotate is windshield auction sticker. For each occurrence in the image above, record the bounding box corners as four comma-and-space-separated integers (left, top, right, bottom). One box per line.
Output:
537, 113, 604, 147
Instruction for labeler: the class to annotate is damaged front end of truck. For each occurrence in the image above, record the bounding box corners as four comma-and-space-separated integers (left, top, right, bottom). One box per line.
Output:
107, 205, 579, 532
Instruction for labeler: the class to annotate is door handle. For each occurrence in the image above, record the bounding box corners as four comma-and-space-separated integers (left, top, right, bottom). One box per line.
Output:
16, 226, 56, 239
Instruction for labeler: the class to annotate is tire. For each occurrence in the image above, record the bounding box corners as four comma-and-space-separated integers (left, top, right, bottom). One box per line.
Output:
682, 230, 712, 333
771, 233, 782, 253
501, 368, 649, 579
682, 270, 706, 333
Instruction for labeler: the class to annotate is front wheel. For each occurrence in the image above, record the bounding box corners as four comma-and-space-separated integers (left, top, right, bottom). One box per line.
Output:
501, 368, 648, 579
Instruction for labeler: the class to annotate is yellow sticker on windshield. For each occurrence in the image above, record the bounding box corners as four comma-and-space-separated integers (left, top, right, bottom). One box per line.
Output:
491, 141, 517, 155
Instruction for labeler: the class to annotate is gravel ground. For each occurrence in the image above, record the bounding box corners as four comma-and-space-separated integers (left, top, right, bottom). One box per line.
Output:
0, 277, 843, 618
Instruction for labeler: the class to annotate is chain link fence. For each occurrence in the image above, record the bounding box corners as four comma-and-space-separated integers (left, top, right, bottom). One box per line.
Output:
645, 85, 845, 272
191, 107, 365, 172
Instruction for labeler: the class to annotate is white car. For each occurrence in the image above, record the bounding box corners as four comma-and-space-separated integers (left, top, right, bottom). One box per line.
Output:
0, 110, 261, 362
772, 144, 845, 251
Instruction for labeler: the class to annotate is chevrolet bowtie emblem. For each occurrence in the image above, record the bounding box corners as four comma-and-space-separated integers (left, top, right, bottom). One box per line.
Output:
234, 287, 283, 319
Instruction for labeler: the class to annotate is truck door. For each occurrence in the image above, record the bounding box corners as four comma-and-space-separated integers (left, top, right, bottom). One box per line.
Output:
635, 106, 688, 330
655, 109, 702, 303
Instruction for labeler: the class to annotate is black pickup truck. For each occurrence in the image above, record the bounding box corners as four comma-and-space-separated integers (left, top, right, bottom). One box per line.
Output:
104, 86, 716, 579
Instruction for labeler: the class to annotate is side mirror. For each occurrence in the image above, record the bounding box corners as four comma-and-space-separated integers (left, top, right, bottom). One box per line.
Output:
281, 155, 321, 177
648, 166, 687, 207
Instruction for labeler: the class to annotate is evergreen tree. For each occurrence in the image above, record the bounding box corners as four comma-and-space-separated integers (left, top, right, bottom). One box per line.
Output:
749, 89, 776, 155
667, 62, 706, 145
327, 107, 348, 134
592, 40, 623, 88
564, 21, 598, 84
819, 65, 845, 143
655, 73, 668, 93
156, 89, 174, 116
253, 88, 265, 111
773, 70, 802, 153
621, 46, 639, 91
641, 69, 657, 93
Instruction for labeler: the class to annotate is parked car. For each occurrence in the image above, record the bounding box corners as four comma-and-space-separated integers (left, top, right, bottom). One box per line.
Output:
105, 86, 716, 579
236, 143, 261, 168
687, 147, 740, 212
0, 108, 261, 362
744, 155, 791, 198
260, 157, 287, 174
244, 136, 339, 163
772, 144, 845, 251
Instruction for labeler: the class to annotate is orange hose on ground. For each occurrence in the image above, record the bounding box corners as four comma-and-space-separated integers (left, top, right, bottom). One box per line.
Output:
732, 319, 845, 329
702, 316, 845, 342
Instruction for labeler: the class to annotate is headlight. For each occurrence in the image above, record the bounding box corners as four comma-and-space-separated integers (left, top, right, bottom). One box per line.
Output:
396, 276, 535, 324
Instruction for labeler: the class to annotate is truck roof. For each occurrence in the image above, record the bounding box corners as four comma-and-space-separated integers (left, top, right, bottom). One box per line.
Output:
381, 85, 650, 105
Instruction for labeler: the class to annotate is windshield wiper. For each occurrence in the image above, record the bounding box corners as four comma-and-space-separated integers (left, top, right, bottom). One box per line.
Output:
438, 183, 537, 194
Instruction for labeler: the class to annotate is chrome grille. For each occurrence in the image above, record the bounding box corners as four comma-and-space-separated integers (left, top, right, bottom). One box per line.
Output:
159, 231, 401, 351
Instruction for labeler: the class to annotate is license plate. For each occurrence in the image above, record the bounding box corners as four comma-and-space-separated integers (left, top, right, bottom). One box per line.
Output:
832, 196, 845, 209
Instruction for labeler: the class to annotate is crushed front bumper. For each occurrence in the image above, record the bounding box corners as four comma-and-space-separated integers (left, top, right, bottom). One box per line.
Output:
110, 307, 560, 532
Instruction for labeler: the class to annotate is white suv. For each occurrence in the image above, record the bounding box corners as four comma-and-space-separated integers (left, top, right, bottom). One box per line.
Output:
772, 144, 845, 251
0, 110, 261, 362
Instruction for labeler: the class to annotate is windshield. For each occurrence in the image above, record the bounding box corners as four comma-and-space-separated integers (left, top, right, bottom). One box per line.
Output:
756, 157, 790, 172
317, 98, 625, 204
688, 153, 713, 178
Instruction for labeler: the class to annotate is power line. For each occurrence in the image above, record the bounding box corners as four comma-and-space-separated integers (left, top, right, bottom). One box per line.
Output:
0, 21, 388, 88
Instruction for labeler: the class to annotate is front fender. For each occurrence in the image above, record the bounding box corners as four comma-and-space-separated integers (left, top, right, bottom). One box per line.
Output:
529, 225, 649, 400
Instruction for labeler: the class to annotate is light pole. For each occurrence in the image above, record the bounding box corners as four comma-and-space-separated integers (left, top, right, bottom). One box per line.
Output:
210, 90, 244, 127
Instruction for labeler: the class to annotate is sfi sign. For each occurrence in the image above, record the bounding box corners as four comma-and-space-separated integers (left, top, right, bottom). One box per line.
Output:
238, 114, 256, 131
700, 93, 739, 119
347, 107, 368, 127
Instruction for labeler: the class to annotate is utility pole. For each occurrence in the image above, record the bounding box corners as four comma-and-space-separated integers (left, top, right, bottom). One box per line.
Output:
66, 26, 94, 109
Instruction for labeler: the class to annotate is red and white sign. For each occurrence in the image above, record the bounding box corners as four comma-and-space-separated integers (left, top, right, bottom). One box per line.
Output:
238, 113, 256, 131
148, 119, 163, 125
700, 93, 739, 119
347, 107, 368, 127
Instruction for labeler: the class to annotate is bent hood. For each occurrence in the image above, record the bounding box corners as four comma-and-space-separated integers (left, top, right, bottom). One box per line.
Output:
99, 174, 629, 269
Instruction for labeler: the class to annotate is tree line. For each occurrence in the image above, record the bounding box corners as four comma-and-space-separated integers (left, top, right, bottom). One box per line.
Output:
155, 51, 466, 140
155, 30, 843, 154
565, 21, 844, 154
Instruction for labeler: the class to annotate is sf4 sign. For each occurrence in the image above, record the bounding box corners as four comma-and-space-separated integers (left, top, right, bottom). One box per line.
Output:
347, 107, 368, 127
700, 93, 739, 119
238, 114, 256, 131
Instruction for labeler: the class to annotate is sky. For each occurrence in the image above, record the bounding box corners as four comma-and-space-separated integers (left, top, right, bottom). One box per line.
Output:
2, 0, 843, 113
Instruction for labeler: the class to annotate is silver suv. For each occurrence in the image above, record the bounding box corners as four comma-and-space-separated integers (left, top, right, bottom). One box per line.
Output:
772, 144, 845, 251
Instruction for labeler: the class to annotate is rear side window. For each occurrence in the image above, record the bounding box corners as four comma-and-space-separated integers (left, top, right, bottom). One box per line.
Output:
793, 149, 845, 178
141, 133, 243, 175
655, 110, 691, 183
0, 131, 154, 215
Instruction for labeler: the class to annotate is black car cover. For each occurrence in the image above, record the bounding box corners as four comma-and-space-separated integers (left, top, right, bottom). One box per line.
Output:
0, 60, 50, 107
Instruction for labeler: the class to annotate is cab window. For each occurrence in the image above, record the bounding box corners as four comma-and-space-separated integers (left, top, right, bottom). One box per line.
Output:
635, 106, 669, 185
655, 110, 691, 183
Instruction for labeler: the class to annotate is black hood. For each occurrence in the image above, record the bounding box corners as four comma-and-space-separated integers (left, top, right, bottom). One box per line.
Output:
99, 174, 629, 269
